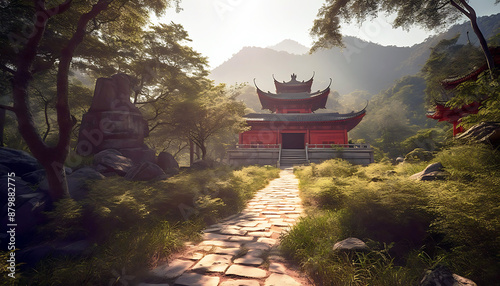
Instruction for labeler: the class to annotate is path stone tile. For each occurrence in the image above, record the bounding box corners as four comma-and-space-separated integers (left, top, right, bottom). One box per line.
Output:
244, 242, 271, 251
192, 254, 232, 273
182, 251, 204, 260
199, 240, 241, 248
269, 262, 287, 274
233, 255, 264, 266
246, 249, 265, 257
241, 226, 268, 232
203, 233, 232, 240
228, 236, 255, 242
225, 264, 268, 278
150, 259, 194, 279
220, 280, 260, 286
220, 228, 247, 236
213, 247, 241, 256
174, 272, 219, 286
264, 273, 301, 286
247, 231, 273, 237
257, 237, 277, 246
237, 221, 259, 227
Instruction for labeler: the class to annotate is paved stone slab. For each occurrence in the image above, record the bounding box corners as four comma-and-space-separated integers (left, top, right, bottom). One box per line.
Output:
213, 247, 241, 256
203, 233, 232, 240
220, 228, 247, 236
233, 256, 264, 266
247, 231, 273, 237
246, 249, 265, 257
192, 254, 232, 273
257, 237, 277, 246
150, 259, 194, 279
199, 240, 241, 248
244, 242, 271, 251
220, 280, 260, 286
228, 236, 255, 242
174, 272, 219, 286
269, 262, 287, 274
182, 251, 204, 260
264, 273, 301, 286
225, 264, 268, 278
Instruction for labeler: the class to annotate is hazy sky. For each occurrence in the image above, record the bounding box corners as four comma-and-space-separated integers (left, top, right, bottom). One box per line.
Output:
157, 1, 500, 69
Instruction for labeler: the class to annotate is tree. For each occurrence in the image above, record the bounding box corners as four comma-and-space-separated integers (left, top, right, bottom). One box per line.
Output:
171, 83, 247, 160
422, 35, 483, 104
311, 0, 498, 74
0, 0, 177, 201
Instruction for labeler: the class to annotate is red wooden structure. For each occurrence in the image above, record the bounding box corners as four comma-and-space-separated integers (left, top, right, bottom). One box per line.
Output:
239, 74, 366, 149
427, 47, 500, 136
427, 102, 481, 136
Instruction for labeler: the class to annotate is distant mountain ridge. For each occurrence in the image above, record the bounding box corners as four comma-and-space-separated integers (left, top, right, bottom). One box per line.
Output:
267, 39, 309, 55
210, 13, 500, 96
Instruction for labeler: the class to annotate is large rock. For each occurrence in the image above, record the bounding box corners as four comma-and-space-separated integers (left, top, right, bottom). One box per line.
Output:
76, 73, 149, 155
333, 237, 369, 252
124, 161, 167, 181
410, 162, 447, 181
66, 167, 105, 201
157, 151, 179, 175
93, 149, 133, 176
456, 122, 500, 147
0, 147, 41, 176
119, 147, 156, 164
420, 265, 477, 286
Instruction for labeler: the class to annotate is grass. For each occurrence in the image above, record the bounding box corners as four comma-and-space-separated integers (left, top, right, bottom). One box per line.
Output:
5, 165, 279, 286
281, 143, 500, 285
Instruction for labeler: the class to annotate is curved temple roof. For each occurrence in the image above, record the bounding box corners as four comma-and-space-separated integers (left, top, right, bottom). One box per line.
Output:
441, 47, 500, 89
255, 78, 332, 112
273, 73, 315, 93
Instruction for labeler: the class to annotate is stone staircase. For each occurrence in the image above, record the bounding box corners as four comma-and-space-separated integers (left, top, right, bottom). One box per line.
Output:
280, 149, 308, 166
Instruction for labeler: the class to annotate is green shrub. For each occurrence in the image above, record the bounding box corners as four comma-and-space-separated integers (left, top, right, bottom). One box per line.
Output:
285, 150, 500, 285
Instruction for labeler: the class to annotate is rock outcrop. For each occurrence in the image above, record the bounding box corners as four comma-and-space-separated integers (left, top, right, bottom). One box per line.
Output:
420, 265, 477, 286
409, 162, 447, 181
76, 73, 152, 160
333, 237, 369, 252
456, 122, 500, 147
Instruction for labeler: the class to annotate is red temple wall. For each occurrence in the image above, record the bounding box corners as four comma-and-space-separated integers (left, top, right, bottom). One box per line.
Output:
239, 127, 348, 145
309, 130, 347, 145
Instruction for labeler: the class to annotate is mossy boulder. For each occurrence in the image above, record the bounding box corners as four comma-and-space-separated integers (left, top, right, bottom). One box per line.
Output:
404, 148, 433, 162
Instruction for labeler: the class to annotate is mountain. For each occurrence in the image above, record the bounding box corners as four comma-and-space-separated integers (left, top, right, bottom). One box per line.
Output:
210, 13, 500, 97
267, 39, 309, 55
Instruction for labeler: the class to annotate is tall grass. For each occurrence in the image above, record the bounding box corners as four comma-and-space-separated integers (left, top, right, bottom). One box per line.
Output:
283, 144, 500, 285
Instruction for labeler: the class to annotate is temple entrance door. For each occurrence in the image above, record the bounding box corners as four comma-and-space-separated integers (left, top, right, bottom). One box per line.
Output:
281, 133, 305, 149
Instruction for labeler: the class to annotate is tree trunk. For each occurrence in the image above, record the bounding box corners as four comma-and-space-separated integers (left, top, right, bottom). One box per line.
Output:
469, 15, 496, 72
453, 0, 496, 75
12, 1, 109, 202
200, 143, 207, 160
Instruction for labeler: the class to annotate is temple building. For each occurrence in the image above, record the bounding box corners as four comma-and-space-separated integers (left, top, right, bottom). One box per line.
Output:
228, 73, 373, 166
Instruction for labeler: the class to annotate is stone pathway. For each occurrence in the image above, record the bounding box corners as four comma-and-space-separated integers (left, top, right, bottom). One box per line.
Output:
140, 168, 312, 286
